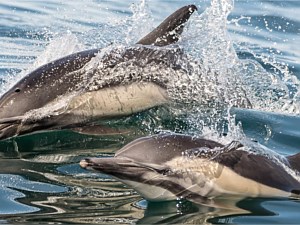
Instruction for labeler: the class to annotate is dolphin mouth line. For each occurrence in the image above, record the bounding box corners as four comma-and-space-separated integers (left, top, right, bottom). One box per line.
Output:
79, 159, 90, 168
0, 116, 23, 124
80, 157, 169, 175
0, 123, 18, 140
0, 123, 12, 130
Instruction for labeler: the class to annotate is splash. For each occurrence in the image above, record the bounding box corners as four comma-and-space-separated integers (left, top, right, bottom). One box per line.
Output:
0, 32, 84, 96
165, 0, 247, 138
31, 32, 85, 69
158, 0, 300, 141
125, 0, 154, 45
178, 0, 299, 114
182, 0, 237, 69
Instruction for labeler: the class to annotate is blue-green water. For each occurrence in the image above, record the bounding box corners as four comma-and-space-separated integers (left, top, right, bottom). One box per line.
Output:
0, 0, 300, 224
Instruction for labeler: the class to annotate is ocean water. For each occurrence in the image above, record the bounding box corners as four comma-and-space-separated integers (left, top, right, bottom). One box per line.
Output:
0, 0, 299, 224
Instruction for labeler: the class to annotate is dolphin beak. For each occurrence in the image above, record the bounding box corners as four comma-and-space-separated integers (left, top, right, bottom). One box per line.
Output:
79, 157, 164, 185
79, 158, 111, 171
79, 159, 90, 169
80, 157, 137, 173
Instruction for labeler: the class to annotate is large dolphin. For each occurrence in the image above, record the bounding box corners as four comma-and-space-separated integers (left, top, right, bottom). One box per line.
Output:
80, 133, 300, 204
0, 5, 197, 140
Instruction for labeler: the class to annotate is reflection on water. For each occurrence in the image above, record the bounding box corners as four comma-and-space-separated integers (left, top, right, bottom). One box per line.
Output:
1, 127, 300, 224
0, 174, 67, 215
0, 131, 143, 223
211, 198, 300, 224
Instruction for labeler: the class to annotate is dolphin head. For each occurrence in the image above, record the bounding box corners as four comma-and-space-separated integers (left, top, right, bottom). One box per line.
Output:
0, 79, 36, 119
80, 134, 224, 202
0, 49, 98, 120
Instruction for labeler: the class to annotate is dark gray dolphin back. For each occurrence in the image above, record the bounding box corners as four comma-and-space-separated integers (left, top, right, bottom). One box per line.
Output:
287, 153, 300, 172
213, 146, 300, 193
137, 5, 197, 46
116, 134, 224, 164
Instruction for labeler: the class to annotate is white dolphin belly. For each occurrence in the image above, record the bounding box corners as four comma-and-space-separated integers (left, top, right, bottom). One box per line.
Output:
65, 82, 168, 118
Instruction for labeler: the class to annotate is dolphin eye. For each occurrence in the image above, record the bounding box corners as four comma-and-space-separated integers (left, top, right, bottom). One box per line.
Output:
15, 88, 20, 93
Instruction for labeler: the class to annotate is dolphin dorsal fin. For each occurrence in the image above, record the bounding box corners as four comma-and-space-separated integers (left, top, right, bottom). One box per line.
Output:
137, 5, 197, 46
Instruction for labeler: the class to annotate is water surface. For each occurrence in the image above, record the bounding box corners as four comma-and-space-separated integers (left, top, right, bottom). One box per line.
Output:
0, 0, 300, 224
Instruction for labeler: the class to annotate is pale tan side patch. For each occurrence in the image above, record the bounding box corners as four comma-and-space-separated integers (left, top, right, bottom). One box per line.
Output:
166, 157, 291, 198
215, 165, 290, 197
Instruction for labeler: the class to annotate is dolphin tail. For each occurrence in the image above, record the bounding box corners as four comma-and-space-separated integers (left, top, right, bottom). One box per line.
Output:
137, 5, 197, 46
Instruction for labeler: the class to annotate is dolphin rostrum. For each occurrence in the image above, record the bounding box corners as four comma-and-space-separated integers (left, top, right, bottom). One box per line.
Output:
0, 5, 197, 140
80, 133, 300, 203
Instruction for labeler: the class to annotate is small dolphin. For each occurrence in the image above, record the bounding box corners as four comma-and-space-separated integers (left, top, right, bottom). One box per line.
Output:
80, 133, 300, 203
0, 5, 197, 140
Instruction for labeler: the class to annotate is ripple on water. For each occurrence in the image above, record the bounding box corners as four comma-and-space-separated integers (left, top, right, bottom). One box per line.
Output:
0, 174, 67, 215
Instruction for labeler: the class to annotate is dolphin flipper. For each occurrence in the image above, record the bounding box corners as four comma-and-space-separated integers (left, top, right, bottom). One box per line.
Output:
137, 5, 197, 46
